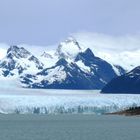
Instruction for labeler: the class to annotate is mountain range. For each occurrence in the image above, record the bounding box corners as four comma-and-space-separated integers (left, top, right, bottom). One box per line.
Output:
0, 37, 126, 89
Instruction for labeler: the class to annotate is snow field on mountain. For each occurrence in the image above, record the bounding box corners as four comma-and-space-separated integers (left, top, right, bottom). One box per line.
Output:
76, 60, 91, 73
35, 66, 67, 85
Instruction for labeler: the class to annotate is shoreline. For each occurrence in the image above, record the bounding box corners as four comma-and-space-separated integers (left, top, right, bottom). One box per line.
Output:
106, 107, 140, 116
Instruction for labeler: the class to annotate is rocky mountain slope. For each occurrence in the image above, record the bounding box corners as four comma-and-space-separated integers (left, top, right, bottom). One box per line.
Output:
101, 66, 140, 93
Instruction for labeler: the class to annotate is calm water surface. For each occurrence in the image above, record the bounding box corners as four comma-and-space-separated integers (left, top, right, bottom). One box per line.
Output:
0, 114, 140, 140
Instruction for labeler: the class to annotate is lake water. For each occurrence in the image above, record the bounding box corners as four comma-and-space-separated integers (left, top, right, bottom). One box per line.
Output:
0, 114, 140, 140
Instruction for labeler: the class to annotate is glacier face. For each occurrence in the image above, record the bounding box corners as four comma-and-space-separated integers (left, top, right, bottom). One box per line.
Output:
0, 89, 140, 114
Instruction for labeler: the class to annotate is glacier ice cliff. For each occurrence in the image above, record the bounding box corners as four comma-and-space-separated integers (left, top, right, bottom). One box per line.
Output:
0, 89, 140, 114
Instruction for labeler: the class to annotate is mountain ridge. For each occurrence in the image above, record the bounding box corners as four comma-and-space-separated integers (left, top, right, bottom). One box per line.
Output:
0, 38, 126, 89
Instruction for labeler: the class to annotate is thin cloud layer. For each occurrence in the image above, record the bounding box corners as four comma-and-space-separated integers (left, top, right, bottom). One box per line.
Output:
0, 43, 9, 59
72, 32, 140, 52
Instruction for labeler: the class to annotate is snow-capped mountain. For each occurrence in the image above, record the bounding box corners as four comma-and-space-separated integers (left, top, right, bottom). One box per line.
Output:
20, 45, 125, 89
0, 38, 126, 89
21, 58, 101, 89
72, 32, 140, 71
55, 37, 82, 60
0, 46, 44, 78
75, 48, 122, 83
101, 66, 140, 93
55, 38, 125, 75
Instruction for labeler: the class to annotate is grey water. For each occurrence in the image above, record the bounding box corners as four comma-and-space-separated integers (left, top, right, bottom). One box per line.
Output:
0, 114, 140, 140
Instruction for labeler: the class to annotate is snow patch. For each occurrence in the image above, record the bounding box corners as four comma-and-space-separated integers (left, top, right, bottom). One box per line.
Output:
35, 66, 67, 85
76, 60, 90, 73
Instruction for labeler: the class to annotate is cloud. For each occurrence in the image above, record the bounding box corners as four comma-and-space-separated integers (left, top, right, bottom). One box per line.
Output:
72, 31, 140, 52
18, 44, 57, 56
0, 43, 9, 59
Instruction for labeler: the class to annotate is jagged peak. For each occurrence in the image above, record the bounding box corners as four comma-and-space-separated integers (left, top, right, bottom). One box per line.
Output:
60, 37, 81, 49
84, 48, 95, 57
7, 45, 31, 59
56, 58, 68, 66
7, 45, 19, 53
56, 37, 82, 59
128, 66, 140, 76
75, 48, 95, 61
41, 51, 53, 59
63, 36, 80, 45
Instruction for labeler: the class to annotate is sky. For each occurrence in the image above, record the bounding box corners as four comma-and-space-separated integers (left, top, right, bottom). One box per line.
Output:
0, 0, 140, 46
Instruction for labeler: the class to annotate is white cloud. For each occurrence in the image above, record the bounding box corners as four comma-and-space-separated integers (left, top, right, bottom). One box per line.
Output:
0, 43, 9, 59
18, 44, 56, 56
72, 31, 140, 52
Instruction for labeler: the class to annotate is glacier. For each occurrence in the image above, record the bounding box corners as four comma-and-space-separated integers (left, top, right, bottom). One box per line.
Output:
0, 88, 140, 114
